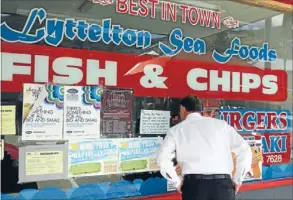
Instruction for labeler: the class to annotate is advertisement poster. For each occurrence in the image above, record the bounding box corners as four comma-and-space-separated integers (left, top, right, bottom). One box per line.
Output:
22, 84, 64, 140
1, 139, 4, 160
140, 110, 170, 135
232, 140, 262, 181
220, 109, 291, 133
244, 133, 291, 165
118, 137, 162, 173
68, 139, 119, 177
0, 105, 16, 135
101, 88, 133, 138
64, 86, 101, 140
18, 144, 68, 183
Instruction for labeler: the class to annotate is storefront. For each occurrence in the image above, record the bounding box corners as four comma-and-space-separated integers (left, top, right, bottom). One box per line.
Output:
1, 0, 292, 199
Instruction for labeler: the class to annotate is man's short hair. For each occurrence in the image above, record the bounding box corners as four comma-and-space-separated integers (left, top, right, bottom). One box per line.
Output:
180, 95, 201, 112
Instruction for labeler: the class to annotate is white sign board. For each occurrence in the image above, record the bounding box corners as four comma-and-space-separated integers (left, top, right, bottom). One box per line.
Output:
140, 110, 170, 135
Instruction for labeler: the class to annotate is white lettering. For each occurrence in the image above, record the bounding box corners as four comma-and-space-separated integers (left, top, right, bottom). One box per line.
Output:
86, 60, 117, 86
35, 55, 49, 82
53, 57, 83, 84
242, 73, 261, 93
1, 53, 31, 81
262, 75, 278, 95
209, 70, 230, 91
232, 72, 241, 92
187, 68, 207, 91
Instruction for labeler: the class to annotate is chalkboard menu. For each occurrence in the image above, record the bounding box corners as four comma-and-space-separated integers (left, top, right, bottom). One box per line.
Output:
101, 88, 133, 138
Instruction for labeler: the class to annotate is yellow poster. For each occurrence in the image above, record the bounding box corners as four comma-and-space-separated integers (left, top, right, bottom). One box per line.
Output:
26, 151, 63, 176
0, 105, 16, 135
0, 139, 4, 160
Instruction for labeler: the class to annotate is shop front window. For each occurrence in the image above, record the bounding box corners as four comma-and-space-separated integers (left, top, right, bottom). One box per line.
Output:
1, 1, 292, 199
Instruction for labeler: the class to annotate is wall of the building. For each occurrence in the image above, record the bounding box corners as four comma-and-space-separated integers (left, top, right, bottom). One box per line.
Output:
237, 186, 292, 200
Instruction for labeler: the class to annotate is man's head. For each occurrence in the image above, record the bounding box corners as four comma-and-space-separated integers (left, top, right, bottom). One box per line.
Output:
179, 95, 201, 120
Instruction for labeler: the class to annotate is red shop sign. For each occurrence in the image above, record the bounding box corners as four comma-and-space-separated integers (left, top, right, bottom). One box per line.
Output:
1, 42, 287, 101
244, 133, 291, 165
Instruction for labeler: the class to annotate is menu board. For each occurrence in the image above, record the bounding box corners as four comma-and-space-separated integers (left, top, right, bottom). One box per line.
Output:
140, 110, 170, 135
118, 137, 162, 173
18, 144, 68, 183
22, 84, 63, 140
0, 105, 16, 135
101, 88, 133, 138
68, 139, 119, 177
64, 86, 101, 140
232, 140, 262, 182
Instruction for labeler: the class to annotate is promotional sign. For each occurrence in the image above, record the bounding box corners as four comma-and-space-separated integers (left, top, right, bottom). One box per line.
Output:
101, 88, 133, 138
244, 133, 291, 165
68, 139, 119, 177
18, 144, 68, 183
22, 84, 63, 140
118, 137, 162, 173
0, 105, 16, 135
140, 110, 170, 135
63, 86, 101, 140
232, 140, 262, 181
220, 109, 291, 133
1, 8, 278, 63
1, 43, 287, 101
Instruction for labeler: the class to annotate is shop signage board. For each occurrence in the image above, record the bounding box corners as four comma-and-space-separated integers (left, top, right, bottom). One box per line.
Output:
1, 43, 287, 101
68, 139, 119, 177
243, 133, 291, 165
63, 86, 101, 140
232, 140, 262, 182
220, 109, 292, 133
101, 88, 133, 138
22, 83, 64, 141
118, 137, 162, 173
0, 8, 278, 64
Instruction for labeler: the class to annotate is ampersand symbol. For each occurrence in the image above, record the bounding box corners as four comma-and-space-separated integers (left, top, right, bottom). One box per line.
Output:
140, 64, 168, 89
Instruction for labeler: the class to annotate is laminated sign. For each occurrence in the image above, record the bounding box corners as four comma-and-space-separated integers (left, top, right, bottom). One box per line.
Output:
68, 139, 119, 177
118, 138, 162, 173
64, 86, 101, 140
22, 83, 64, 140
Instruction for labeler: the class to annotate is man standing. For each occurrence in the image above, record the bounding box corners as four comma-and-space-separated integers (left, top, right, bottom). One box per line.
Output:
157, 96, 252, 200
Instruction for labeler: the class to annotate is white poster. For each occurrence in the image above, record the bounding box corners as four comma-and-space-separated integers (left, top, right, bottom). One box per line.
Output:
167, 180, 177, 192
22, 84, 63, 140
64, 86, 101, 140
140, 110, 170, 135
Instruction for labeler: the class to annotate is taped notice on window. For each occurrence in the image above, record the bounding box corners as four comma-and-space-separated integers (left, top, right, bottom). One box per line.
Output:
167, 180, 176, 192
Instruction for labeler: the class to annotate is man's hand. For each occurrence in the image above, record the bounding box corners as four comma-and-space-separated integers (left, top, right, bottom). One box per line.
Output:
233, 183, 241, 195
176, 181, 183, 194
175, 164, 182, 176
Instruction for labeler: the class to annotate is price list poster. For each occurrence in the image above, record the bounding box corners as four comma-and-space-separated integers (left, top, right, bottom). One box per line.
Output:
101, 88, 133, 138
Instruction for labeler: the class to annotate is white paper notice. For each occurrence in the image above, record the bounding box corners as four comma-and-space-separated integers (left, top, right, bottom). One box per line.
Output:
167, 180, 176, 191
140, 110, 170, 135
64, 86, 101, 140
22, 84, 63, 140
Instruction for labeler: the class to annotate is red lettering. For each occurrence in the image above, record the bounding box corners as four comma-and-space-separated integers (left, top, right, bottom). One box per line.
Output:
267, 112, 277, 129
222, 112, 229, 122
129, 0, 138, 15
242, 112, 256, 131
200, 9, 211, 27
188, 7, 199, 25
256, 112, 266, 129
179, 4, 189, 23
116, 0, 128, 13
230, 112, 242, 131
279, 112, 288, 129
138, 0, 149, 17
149, 0, 159, 18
